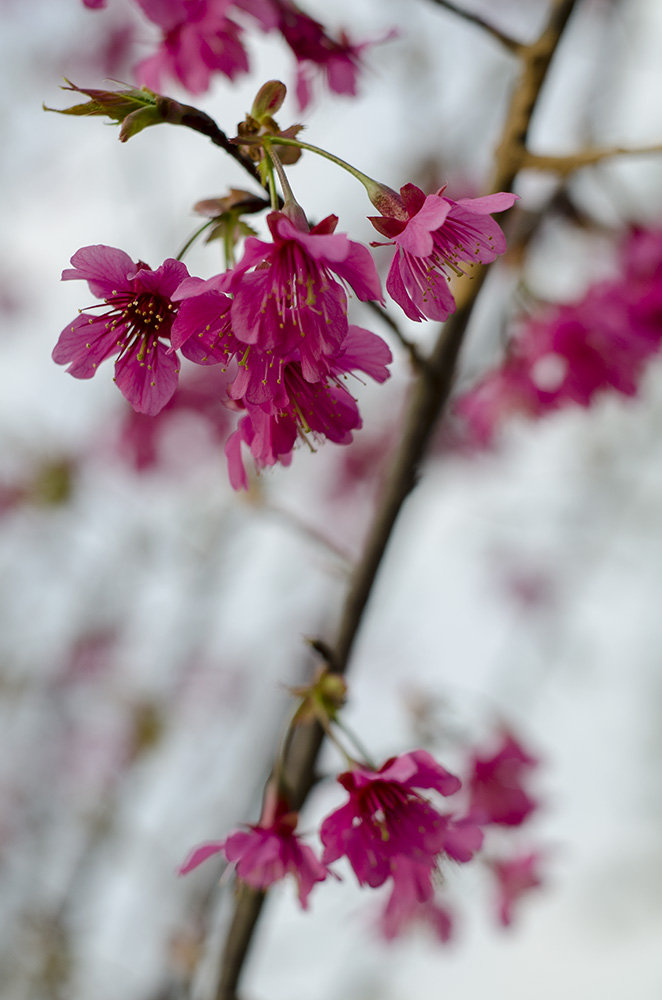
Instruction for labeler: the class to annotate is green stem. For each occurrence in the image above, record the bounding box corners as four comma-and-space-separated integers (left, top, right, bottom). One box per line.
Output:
333, 716, 377, 769
262, 136, 379, 193
175, 218, 215, 260
266, 144, 299, 207
223, 223, 236, 270
263, 154, 279, 211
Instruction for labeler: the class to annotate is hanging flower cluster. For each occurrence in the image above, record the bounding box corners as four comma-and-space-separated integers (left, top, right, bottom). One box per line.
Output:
54, 207, 390, 486
52, 78, 518, 488
180, 688, 543, 941
83, 0, 386, 109
454, 226, 662, 446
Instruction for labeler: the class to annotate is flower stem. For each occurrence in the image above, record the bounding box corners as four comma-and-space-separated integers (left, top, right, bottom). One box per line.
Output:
261, 136, 381, 195
333, 717, 377, 769
263, 154, 279, 211
175, 219, 215, 260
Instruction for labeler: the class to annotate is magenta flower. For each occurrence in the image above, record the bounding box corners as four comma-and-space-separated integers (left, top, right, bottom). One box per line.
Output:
134, 0, 250, 94
53, 245, 195, 415
454, 256, 662, 448
380, 858, 453, 942
491, 852, 543, 926
370, 183, 517, 322
319, 750, 461, 888
180, 802, 327, 908
224, 325, 392, 489
270, 1, 382, 109
468, 731, 539, 828
222, 211, 382, 384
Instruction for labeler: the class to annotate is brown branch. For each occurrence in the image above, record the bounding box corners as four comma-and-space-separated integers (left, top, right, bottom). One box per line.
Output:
492, 0, 579, 192
157, 98, 268, 192
424, 0, 523, 53
364, 299, 427, 370
208, 3, 582, 998
520, 143, 662, 176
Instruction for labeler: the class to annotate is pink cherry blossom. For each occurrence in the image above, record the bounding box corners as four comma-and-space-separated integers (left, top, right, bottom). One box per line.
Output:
269, 1, 382, 109
319, 750, 461, 888
134, 0, 250, 93
370, 183, 517, 322
53, 245, 193, 415
454, 260, 662, 447
180, 802, 327, 908
468, 731, 539, 828
222, 211, 382, 385
380, 857, 453, 942
491, 852, 543, 926
224, 325, 392, 489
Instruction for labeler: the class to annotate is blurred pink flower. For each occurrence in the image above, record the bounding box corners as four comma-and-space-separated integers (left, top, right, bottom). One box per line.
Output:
54, 246, 191, 415
468, 731, 539, 827
180, 801, 327, 908
115, 366, 234, 471
134, 0, 250, 93
319, 750, 461, 888
454, 227, 662, 446
270, 1, 385, 109
370, 184, 517, 322
380, 858, 453, 942
491, 852, 543, 926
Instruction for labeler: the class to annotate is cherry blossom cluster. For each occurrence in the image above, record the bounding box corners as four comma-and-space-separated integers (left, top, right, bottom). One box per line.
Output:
180, 701, 543, 940
455, 226, 662, 446
53, 213, 390, 488
82, 0, 382, 109
52, 80, 516, 488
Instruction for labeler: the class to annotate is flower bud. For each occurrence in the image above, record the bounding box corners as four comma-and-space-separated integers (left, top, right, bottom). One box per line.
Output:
251, 80, 288, 123
45, 81, 165, 141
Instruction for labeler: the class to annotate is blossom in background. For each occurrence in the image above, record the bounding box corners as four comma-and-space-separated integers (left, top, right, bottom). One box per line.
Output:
319, 750, 461, 888
220, 210, 382, 384
468, 731, 539, 827
180, 800, 327, 908
134, 0, 251, 93
454, 227, 662, 447
115, 366, 234, 471
270, 0, 380, 109
225, 325, 392, 489
491, 852, 543, 926
370, 183, 517, 322
53, 245, 197, 415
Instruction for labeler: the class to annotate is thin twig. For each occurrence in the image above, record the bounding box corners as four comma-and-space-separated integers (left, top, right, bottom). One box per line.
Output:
210, 3, 581, 999
261, 502, 354, 567
424, 0, 523, 53
521, 143, 662, 176
159, 99, 268, 192
364, 300, 427, 370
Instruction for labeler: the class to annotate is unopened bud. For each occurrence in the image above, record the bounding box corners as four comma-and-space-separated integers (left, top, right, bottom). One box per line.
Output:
251, 80, 287, 123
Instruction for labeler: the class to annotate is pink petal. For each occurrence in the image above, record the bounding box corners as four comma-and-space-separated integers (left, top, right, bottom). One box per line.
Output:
179, 840, 226, 875
395, 196, 451, 256
455, 192, 518, 214
114, 339, 179, 415
63, 245, 133, 299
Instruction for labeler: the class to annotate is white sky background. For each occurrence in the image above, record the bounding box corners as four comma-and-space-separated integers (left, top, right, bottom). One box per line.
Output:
2, 0, 662, 998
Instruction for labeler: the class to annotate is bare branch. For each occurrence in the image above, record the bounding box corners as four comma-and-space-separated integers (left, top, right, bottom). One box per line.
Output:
364, 300, 427, 371
521, 143, 662, 176
210, 4, 583, 998
424, 0, 523, 53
